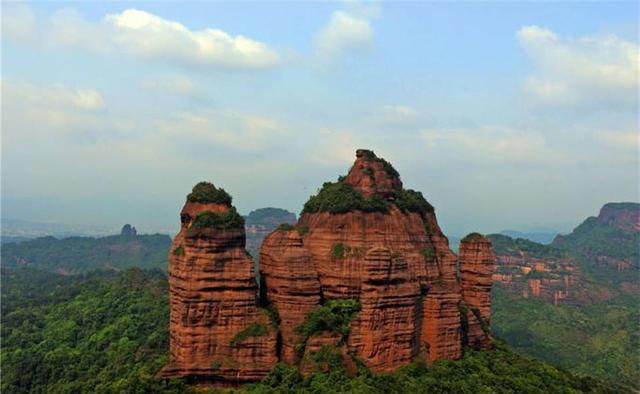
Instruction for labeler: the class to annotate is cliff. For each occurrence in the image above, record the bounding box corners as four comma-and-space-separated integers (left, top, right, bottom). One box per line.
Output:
161, 182, 277, 386
261, 149, 496, 371
164, 151, 497, 387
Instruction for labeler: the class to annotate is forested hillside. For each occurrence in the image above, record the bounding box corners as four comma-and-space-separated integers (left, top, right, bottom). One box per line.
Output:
2, 267, 628, 393
0, 233, 171, 274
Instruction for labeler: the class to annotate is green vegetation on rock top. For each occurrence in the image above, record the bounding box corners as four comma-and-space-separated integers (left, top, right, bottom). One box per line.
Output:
302, 182, 433, 215
186, 182, 232, 205
462, 232, 486, 243
189, 208, 245, 232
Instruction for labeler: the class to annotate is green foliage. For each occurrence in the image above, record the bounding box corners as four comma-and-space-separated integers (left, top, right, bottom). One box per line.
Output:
331, 243, 349, 259
295, 299, 361, 356
471, 308, 491, 335
360, 150, 400, 178
239, 341, 628, 393
301, 168, 433, 216
362, 167, 374, 178
488, 234, 567, 258
553, 216, 640, 262
189, 208, 245, 232
0, 234, 172, 274
173, 245, 184, 256
303, 182, 390, 214
211, 360, 222, 370
420, 246, 436, 260
492, 286, 640, 389
296, 225, 309, 236
525, 269, 548, 279
462, 232, 486, 243
394, 189, 434, 215
1, 267, 189, 394
231, 323, 270, 346
277, 223, 295, 231
186, 181, 232, 205
262, 304, 280, 329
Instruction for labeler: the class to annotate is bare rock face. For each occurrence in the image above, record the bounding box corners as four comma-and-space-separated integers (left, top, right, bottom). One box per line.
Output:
260, 150, 495, 373
161, 183, 277, 386
164, 153, 497, 387
459, 234, 495, 350
260, 230, 321, 364
597, 202, 640, 232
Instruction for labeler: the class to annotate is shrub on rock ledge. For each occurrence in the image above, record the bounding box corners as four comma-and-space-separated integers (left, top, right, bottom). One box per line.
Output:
186, 182, 232, 205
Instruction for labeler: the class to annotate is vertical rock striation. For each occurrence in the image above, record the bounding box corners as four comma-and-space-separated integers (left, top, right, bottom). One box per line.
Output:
260, 150, 496, 373
161, 183, 277, 386
459, 233, 495, 350
165, 152, 497, 387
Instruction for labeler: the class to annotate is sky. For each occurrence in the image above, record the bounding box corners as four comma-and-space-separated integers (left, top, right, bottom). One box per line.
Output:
1, 1, 638, 236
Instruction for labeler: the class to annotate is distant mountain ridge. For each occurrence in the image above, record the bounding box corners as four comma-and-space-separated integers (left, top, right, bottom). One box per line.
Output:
490, 201, 640, 388
0, 225, 172, 274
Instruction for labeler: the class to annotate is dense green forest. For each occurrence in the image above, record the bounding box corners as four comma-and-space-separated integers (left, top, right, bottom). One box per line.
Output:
0, 233, 171, 274
492, 287, 639, 388
489, 210, 640, 389
2, 267, 629, 393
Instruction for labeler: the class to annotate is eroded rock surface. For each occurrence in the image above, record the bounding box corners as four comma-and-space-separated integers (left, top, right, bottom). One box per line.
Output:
161, 183, 277, 386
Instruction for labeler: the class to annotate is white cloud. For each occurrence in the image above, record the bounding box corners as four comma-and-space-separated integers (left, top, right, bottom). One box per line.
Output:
2, 3, 37, 43
517, 25, 639, 107
4, 6, 280, 69
157, 109, 285, 151
104, 9, 279, 68
382, 105, 418, 120
422, 127, 560, 163
142, 75, 196, 96
315, 10, 373, 61
596, 130, 640, 150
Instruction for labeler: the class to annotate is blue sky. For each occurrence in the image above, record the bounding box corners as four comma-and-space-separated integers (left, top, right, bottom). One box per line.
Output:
2, 1, 638, 236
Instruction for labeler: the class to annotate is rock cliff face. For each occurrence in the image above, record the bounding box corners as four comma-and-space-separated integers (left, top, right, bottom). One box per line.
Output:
161, 183, 277, 386
165, 152, 497, 387
261, 150, 496, 371
597, 202, 640, 232
459, 234, 495, 349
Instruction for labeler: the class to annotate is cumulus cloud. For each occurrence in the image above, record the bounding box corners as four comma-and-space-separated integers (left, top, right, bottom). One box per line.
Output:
4, 6, 280, 69
315, 10, 373, 61
422, 127, 560, 163
596, 130, 640, 150
2, 80, 106, 133
2, 3, 37, 43
157, 109, 285, 151
517, 25, 639, 108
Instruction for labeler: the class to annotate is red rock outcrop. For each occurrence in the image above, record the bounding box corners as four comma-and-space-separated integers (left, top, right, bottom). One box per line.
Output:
165, 152, 497, 387
597, 202, 640, 232
260, 149, 495, 373
459, 234, 495, 349
161, 184, 277, 386
260, 230, 321, 364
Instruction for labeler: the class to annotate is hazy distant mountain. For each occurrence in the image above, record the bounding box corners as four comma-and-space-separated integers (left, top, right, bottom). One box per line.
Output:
498, 230, 558, 244
0, 225, 172, 274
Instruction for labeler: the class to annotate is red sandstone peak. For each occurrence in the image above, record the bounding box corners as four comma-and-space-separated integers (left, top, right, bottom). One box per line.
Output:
343, 149, 403, 198
165, 153, 497, 388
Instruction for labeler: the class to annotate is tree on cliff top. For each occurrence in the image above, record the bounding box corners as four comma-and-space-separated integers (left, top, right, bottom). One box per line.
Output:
186, 182, 232, 205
